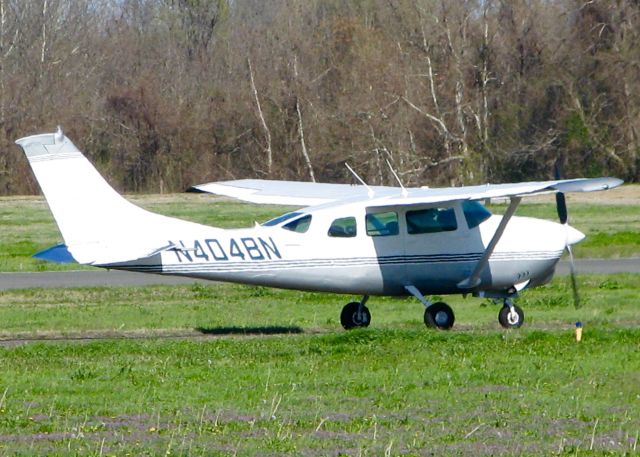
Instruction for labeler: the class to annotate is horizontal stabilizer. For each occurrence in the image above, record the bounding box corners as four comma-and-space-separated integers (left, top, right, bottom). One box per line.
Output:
74, 241, 179, 266
33, 244, 77, 264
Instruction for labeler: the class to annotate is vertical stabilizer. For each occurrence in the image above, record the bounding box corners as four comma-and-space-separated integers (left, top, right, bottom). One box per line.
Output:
16, 128, 212, 264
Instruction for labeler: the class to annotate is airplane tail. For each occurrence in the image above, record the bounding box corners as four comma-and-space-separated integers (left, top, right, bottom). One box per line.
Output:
16, 128, 212, 265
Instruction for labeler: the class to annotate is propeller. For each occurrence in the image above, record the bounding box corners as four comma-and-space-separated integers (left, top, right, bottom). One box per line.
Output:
554, 162, 581, 309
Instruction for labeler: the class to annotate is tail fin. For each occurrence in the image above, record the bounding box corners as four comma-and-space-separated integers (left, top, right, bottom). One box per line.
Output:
16, 127, 211, 265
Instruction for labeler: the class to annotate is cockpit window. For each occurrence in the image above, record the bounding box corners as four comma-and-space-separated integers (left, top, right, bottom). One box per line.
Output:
283, 214, 312, 233
263, 212, 302, 227
366, 211, 399, 237
462, 200, 492, 228
328, 217, 357, 238
406, 207, 457, 234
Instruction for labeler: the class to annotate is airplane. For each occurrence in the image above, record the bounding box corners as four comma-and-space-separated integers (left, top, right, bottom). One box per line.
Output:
15, 127, 622, 330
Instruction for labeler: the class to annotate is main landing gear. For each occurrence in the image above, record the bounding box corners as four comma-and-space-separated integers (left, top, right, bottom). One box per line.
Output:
340, 296, 371, 329
424, 302, 455, 330
405, 285, 455, 330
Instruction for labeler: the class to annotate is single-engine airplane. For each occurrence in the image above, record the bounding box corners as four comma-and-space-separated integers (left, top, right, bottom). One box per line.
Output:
16, 128, 622, 330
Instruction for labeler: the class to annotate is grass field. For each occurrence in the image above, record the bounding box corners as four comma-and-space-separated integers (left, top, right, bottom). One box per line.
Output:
0, 276, 639, 455
1, 190, 639, 455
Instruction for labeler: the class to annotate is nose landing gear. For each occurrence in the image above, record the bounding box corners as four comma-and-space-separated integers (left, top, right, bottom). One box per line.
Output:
498, 299, 524, 328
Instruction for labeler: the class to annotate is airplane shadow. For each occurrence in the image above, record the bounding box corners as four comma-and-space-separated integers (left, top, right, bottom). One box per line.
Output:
195, 326, 304, 336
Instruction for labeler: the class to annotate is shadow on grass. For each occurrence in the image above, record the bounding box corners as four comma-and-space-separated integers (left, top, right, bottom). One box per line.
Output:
195, 326, 304, 335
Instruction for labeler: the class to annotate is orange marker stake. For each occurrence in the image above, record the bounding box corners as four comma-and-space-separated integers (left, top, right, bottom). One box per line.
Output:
575, 321, 583, 342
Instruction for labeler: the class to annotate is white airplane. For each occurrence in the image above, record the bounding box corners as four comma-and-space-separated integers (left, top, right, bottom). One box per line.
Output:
16, 128, 622, 330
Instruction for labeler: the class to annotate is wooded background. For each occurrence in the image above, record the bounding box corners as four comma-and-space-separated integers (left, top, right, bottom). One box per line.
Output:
0, 0, 638, 195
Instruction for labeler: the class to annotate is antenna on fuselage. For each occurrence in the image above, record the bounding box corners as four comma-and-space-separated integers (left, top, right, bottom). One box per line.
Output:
345, 162, 375, 199
385, 159, 408, 198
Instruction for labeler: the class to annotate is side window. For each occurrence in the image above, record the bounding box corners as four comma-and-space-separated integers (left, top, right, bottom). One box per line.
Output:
283, 214, 312, 233
328, 217, 357, 238
406, 208, 457, 234
366, 212, 399, 237
462, 200, 492, 229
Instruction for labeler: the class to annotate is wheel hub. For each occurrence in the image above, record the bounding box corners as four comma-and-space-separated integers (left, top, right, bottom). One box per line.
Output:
435, 311, 449, 326
507, 309, 520, 325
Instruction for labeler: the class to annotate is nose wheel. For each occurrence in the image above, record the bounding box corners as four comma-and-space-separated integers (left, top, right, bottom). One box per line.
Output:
340, 297, 371, 330
498, 302, 524, 328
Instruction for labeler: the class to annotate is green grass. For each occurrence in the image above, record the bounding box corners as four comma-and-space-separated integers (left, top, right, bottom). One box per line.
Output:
1, 329, 638, 456
2, 192, 639, 455
0, 276, 640, 455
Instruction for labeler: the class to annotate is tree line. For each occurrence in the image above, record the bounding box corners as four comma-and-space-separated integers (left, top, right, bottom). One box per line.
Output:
0, 0, 638, 195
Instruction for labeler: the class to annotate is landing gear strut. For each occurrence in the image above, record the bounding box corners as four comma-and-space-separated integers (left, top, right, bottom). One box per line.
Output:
498, 300, 524, 329
340, 296, 371, 330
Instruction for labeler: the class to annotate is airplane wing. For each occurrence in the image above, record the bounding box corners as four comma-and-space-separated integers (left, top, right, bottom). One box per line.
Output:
189, 180, 398, 206
191, 177, 623, 208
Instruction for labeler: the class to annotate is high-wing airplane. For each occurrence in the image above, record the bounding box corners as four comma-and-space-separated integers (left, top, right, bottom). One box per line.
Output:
16, 128, 622, 330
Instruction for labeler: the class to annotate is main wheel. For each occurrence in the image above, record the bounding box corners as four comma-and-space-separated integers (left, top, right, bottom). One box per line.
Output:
424, 302, 455, 330
340, 301, 371, 330
498, 304, 524, 329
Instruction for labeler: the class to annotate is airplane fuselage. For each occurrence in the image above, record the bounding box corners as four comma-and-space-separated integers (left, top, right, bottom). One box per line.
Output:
111, 200, 572, 297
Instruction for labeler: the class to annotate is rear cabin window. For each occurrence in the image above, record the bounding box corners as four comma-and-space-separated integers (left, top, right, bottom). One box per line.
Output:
328, 217, 357, 238
406, 207, 457, 234
462, 201, 491, 228
366, 212, 399, 237
283, 214, 312, 233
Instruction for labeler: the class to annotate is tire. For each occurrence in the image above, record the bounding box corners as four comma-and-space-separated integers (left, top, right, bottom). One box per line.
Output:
498, 304, 524, 329
340, 302, 371, 330
424, 302, 455, 330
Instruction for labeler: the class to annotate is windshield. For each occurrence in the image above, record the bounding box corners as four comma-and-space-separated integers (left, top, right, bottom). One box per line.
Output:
262, 212, 303, 227
462, 201, 492, 228
283, 214, 312, 233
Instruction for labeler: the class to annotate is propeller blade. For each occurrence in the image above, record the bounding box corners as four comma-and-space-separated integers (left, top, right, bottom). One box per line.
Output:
554, 160, 569, 224
554, 159, 563, 180
566, 244, 581, 309
556, 192, 568, 225
555, 161, 580, 308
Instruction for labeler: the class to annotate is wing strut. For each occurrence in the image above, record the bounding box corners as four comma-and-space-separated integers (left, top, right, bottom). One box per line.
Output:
458, 196, 522, 290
